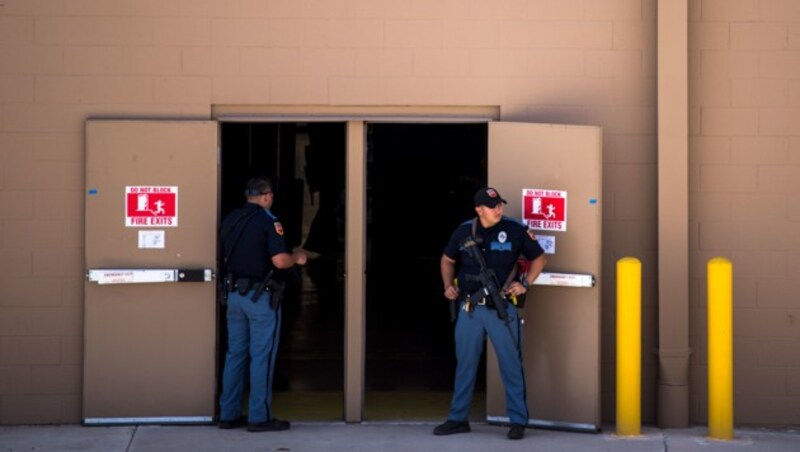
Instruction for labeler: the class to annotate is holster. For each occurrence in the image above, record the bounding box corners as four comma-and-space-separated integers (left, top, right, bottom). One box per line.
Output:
236, 277, 253, 295
512, 291, 527, 309
218, 275, 233, 305
266, 279, 286, 310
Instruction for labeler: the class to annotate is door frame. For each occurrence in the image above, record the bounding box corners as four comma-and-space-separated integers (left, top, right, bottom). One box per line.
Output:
214, 106, 500, 422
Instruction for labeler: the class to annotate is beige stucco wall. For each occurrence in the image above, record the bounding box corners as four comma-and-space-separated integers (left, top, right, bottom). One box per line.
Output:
0, 0, 797, 426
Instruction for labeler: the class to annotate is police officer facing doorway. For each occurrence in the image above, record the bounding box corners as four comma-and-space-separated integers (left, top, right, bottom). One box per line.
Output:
435, 187, 547, 440
218, 177, 308, 432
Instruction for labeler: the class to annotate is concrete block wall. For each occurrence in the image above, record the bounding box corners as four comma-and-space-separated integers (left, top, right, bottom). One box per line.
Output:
0, 0, 796, 427
0, 0, 651, 426
689, 0, 800, 425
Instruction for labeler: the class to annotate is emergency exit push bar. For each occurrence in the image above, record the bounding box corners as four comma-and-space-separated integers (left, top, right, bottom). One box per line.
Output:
87, 269, 589, 287
533, 272, 594, 288
87, 269, 213, 285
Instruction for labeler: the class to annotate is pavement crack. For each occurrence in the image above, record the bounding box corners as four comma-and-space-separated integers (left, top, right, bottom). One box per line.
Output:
125, 426, 138, 452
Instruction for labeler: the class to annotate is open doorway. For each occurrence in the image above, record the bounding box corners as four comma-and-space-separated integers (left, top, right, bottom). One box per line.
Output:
219, 120, 489, 421
364, 122, 488, 420
219, 122, 346, 420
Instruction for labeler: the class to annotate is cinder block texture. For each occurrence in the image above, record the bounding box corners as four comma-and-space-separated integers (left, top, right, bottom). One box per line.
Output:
0, 0, 798, 426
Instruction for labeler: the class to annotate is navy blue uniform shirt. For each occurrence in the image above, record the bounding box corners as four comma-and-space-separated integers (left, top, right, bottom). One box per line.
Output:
221, 203, 289, 280
443, 216, 545, 294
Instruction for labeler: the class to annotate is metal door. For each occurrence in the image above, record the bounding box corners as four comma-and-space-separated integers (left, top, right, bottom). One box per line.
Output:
486, 122, 602, 431
83, 120, 218, 424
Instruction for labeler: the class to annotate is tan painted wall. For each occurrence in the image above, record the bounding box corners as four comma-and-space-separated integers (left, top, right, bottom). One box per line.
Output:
689, 0, 800, 425
0, 0, 796, 426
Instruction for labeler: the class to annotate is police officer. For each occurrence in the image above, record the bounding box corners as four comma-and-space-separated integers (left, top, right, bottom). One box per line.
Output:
434, 187, 547, 440
218, 177, 307, 432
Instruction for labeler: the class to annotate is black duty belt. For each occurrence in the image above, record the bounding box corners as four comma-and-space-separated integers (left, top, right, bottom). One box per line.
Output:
466, 295, 509, 309
461, 295, 492, 307
232, 277, 264, 293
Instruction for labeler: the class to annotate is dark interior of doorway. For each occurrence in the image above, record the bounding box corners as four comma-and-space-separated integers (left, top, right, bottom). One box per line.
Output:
219, 121, 487, 421
364, 123, 487, 420
220, 122, 347, 420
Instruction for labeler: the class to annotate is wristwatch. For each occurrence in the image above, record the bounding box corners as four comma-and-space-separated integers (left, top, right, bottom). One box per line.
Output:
520, 279, 530, 289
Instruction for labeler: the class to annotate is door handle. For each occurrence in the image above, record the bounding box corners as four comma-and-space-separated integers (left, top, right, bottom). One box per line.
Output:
87, 268, 214, 285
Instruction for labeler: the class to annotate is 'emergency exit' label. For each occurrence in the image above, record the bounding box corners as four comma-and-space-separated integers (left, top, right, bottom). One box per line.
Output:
125, 186, 178, 227
522, 188, 567, 232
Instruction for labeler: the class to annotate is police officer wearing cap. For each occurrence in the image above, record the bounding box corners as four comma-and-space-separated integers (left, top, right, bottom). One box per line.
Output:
434, 187, 547, 440
218, 177, 307, 432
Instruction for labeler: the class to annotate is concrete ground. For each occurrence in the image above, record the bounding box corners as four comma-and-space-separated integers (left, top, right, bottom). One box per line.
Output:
1, 423, 799, 452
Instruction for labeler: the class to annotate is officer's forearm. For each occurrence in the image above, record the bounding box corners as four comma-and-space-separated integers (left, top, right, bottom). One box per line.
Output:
524, 255, 547, 286
272, 252, 302, 269
440, 255, 456, 288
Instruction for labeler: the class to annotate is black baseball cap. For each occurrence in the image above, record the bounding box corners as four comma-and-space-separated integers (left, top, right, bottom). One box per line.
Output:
474, 187, 507, 208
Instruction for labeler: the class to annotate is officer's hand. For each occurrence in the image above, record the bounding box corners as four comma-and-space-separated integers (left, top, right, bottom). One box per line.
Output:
294, 251, 308, 266
507, 281, 527, 297
444, 284, 459, 301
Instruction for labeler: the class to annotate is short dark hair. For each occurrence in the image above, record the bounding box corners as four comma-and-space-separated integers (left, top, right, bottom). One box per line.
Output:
244, 177, 273, 197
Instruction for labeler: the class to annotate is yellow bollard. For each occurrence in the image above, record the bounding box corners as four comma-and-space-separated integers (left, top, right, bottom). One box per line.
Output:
616, 257, 641, 436
708, 257, 734, 440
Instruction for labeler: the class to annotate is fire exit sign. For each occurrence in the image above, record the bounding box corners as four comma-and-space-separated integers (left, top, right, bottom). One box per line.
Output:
522, 188, 567, 232
125, 186, 178, 227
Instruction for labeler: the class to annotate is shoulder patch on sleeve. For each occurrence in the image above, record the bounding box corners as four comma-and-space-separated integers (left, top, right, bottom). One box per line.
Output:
274, 222, 284, 236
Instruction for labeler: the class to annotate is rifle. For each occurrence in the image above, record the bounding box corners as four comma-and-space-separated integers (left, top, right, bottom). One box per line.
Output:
461, 237, 510, 322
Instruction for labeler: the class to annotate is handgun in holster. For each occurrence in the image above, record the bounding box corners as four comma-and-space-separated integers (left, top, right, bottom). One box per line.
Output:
236, 277, 253, 295
266, 279, 286, 310
250, 273, 271, 303
448, 278, 460, 323
249, 271, 285, 310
